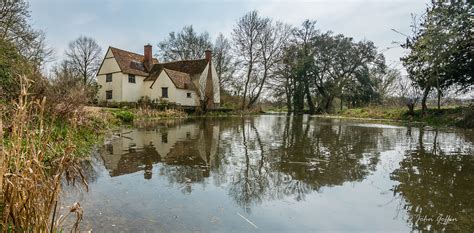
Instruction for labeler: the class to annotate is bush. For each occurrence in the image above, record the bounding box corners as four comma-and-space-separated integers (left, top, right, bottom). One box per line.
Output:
113, 110, 134, 123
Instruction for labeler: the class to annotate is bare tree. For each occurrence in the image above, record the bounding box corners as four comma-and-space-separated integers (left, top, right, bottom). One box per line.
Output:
398, 77, 421, 115
157, 25, 212, 62
247, 21, 292, 108
232, 11, 268, 109
213, 33, 234, 92
65, 36, 102, 85
374, 67, 399, 101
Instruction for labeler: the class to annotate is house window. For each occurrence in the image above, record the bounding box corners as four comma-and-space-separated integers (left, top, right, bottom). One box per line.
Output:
162, 87, 168, 98
161, 133, 168, 143
128, 74, 136, 83
106, 73, 112, 82
187, 92, 192, 98
106, 90, 112, 100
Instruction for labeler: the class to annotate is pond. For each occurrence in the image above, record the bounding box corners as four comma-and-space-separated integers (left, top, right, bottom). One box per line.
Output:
61, 115, 473, 232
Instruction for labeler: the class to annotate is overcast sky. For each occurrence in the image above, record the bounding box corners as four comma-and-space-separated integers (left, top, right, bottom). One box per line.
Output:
30, 0, 429, 71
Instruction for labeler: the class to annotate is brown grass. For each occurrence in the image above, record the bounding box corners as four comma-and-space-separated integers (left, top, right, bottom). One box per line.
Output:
0, 76, 87, 232
135, 107, 187, 119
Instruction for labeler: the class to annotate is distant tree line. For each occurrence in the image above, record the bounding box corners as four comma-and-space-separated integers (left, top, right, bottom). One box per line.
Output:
156, 1, 472, 114
1, 0, 471, 115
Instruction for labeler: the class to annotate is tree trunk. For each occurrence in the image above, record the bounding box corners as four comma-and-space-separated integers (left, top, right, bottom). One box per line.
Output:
340, 98, 343, 112
304, 82, 315, 114
286, 86, 292, 114
437, 88, 441, 110
421, 86, 430, 115
324, 97, 333, 113
407, 103, 415, 116
293, 79, 305, 114
242, 61, 253, 110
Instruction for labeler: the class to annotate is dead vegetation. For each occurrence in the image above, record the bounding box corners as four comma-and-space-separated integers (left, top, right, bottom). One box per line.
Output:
135, 107, 187, 120
0, 76, 92, 231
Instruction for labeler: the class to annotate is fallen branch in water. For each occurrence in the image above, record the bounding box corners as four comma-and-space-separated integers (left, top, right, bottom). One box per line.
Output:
237, 212, 258, 229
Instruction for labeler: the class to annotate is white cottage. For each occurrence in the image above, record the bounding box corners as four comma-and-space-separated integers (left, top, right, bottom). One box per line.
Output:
97, 45, 220, 108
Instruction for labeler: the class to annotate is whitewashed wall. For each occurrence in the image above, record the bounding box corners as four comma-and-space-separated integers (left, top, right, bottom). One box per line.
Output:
97, 49, 122, 102
122, 75, 146, 102
143, 71, 198, 106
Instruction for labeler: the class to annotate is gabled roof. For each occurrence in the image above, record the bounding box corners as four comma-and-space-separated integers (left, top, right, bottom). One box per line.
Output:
109, 47, 159, 76
146, 60, 208, 90
105, 46, 209, 90
147, 65, 196, 90
163, 68, 196, 90
160, 59, 208, 74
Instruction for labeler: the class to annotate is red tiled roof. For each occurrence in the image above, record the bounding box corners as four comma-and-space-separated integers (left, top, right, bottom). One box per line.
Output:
160, 59, 208, 74
163, 68, 196, 90
146, 60, 208, 90
109, 47, 158, 76
109, 47, 208, 90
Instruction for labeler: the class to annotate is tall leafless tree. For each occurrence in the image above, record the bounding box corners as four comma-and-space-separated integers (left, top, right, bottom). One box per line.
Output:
213, 33, 234, 92
157, 25, 212, 62
232, 11, 268, 109
65, 36, 102, 85
247, 21, 292, 108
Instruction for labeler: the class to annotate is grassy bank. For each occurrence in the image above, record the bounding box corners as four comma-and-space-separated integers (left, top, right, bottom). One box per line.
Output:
336, 106, 473, 128
0, 89, 112, 231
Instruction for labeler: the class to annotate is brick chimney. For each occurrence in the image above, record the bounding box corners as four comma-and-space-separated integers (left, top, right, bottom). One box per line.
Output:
205, 49, 212, 63
144, 44, 152, 71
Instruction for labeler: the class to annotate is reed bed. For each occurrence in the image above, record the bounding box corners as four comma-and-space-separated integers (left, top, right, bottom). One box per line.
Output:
135, 107, 187, 120
0, 77, 88, 232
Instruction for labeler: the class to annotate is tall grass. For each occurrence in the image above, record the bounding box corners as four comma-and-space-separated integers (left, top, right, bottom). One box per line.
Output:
0, 76, 88, 232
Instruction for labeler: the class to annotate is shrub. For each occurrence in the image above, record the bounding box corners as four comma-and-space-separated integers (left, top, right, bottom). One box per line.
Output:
113, 110, 134, 123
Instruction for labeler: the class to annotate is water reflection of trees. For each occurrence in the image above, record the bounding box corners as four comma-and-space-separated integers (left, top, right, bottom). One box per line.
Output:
225, 116, 393, 211
98, 116, 405, 212
391, 128, 474, 232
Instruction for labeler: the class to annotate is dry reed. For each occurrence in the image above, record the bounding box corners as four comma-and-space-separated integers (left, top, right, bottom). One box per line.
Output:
135, 107, 187, 119
0, 76, 87, 232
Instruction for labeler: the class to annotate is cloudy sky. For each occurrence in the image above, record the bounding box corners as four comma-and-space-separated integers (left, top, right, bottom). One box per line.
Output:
30, 0, 429, 71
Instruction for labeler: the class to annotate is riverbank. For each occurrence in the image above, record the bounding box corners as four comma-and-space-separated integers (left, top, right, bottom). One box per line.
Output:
263, 106, 473, 129
0, 100, 113, 231
332, 106, 473, 129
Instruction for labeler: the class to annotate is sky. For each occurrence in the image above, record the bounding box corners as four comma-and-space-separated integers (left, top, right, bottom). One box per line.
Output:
29, 0, 429, 72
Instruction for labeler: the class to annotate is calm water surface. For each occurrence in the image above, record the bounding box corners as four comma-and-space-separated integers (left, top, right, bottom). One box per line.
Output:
61, 115, 473, 232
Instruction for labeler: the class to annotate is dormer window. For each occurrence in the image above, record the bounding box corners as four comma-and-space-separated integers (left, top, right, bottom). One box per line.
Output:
128, 74, 136, 83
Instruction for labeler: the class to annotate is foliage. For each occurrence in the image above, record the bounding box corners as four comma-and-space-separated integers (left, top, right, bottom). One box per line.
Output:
400, 1, 473, 112
0, 0, 53, 66
0, 38, 48, 101
275, 22, 386, 114
113, 110, 135, 123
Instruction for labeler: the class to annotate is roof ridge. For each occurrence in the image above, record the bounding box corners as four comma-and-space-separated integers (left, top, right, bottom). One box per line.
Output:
109, 46, 146, 58
163, 67, 189, 74
158, 58, 207, 64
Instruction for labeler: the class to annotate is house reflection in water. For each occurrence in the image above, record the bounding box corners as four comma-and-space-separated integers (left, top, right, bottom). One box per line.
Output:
101, 120, 220, 180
